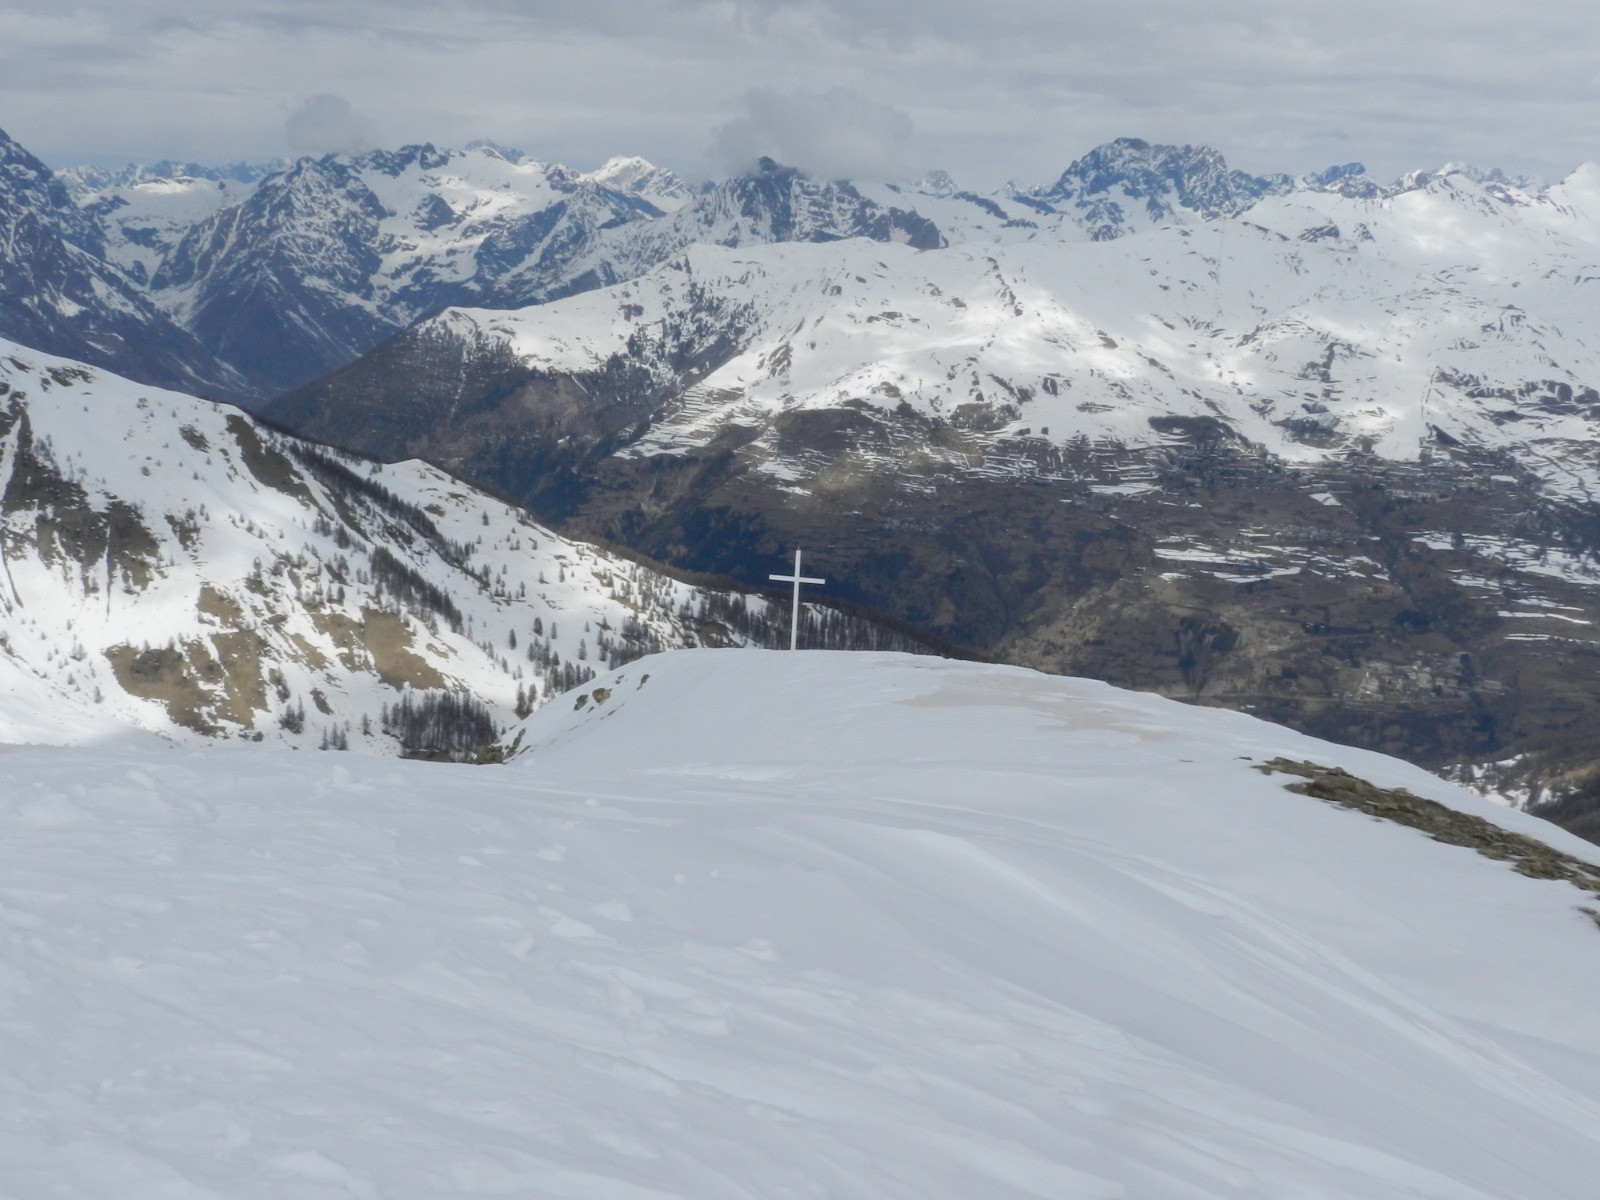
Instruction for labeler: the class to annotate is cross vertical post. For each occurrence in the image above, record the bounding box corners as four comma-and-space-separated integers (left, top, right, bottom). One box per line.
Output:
769, 548, 825, 650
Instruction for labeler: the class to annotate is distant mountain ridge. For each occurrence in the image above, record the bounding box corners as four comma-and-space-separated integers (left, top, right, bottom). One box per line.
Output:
140, 143, 681, 391
134, 146, 950, 392
0, 126, 255, 402
1036, 137, 1299, 238
57, 156, 290, 195
2, 124, 1554, 405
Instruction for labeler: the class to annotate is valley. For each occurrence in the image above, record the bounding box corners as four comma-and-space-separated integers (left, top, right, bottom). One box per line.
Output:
266, 212, 1600, 835
10, 28, 1600, 1191
7, 122, 1600, 834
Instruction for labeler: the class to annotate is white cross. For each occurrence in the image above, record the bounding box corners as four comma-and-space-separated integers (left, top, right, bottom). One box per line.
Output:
769, 548, 825, 651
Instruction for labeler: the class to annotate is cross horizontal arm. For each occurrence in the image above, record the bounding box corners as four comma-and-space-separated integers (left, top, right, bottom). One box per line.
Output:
770, 573, 826, 585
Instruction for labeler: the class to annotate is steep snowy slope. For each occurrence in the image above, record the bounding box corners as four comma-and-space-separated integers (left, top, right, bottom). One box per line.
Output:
5, 649, 1600, 1198
0, 339, 917, 752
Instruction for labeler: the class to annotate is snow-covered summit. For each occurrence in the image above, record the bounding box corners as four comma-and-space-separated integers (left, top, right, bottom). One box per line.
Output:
6, 646, 1600, 1196
580, 154, 697, 212
1036, 136, 1296, 238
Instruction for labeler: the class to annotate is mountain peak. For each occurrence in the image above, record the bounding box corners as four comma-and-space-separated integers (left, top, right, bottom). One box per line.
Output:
581, 155, 695, 211
343, 142, 452, 176
463, 138, 525, 163
914, 169, 960, 198
0, 124, 104, 254
1050, 138, 1288, 211
753, 155, 799, 179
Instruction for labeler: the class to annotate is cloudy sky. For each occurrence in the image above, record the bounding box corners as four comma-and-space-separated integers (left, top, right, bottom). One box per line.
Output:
3, 0, 1597, 187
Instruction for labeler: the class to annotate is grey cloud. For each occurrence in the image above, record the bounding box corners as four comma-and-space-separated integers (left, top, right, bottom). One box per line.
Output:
284, 94, 377, 157
5, 0, 1600, 188
709, 87, 915, 182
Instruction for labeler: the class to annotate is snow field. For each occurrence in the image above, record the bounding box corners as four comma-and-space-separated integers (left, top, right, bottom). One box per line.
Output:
4, 650, 1600, 1197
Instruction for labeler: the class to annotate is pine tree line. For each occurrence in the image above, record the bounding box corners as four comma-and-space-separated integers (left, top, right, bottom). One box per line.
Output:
689, 590, 956, 656
368, 545, 464, 631
380, 690, 499, 759
288, 442, 475, 569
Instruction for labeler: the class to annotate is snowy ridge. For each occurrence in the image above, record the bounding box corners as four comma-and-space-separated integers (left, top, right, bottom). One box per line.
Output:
427, 165, 1600, 500
580, 154, 699, 212
5, 648, 1600, 1196
865, 142, 1541, 248
113, 143, 694, 391
0, 338, 799, 751
41, 129, 1600, 414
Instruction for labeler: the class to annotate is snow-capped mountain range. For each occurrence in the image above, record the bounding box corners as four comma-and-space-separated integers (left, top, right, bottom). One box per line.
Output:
4, 122, 1572, 410
12, 121, 1600, 830
267, 162, 1600, 826
0, 130, 254, 402
144, 144, 705, 391
0, 335, 921, 753
12, 125, 1529, 403
297, 167, 1600, 499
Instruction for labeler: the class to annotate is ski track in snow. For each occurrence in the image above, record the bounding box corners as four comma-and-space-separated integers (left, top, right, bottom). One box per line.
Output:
4, 650, 1600, 1198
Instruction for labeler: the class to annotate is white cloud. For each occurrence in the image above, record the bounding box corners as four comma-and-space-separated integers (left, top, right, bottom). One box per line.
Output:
284, 94, 377, 157
709, 87, 915, 181
0, 0, 1596, 188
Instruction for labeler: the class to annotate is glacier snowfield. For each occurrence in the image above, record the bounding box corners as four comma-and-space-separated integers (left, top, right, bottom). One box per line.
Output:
4, 649, 1600, 1198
